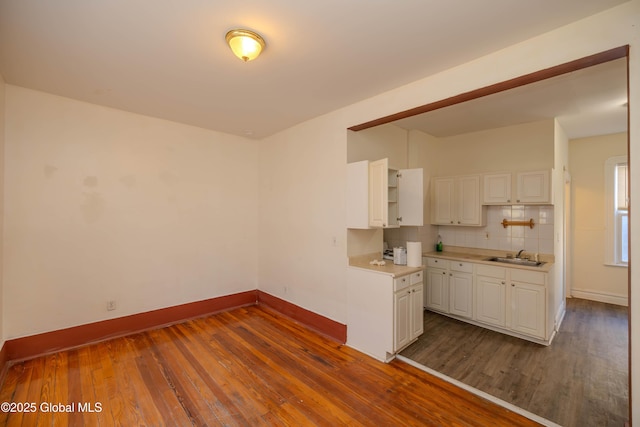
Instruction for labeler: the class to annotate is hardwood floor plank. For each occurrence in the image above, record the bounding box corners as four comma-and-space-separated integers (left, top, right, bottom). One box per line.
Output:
117, 336, 166, 425
204, 314, 348, 426
147, 327, 223, 426
0, 305, 541, 426
0, 365, 33, 427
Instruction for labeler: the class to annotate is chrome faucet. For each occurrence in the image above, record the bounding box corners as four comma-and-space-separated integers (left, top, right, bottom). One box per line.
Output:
516, 249, 525, 258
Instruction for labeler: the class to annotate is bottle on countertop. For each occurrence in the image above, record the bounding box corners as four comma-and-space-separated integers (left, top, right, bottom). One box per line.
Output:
436, 241, 443, 252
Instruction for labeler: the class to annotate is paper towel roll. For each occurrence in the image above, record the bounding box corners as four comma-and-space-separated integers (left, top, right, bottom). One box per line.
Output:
406, 241, 422, 267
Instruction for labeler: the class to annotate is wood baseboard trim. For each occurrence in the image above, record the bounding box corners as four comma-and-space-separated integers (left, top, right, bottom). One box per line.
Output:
0, 289, 347, 372
257, 290, 347, 343
4, 290, 258, 363
0, 343, 8, 386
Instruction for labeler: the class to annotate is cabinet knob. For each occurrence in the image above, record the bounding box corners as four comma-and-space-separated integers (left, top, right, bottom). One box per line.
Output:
449, 273, 453, 276
507, 199, 511, 203
457, 221, 461, 224
501, 281, 505, 285
450, 221, 454, 224
511, 283, 515, 287
442, 271, 446, 275
516, 200, 520, 203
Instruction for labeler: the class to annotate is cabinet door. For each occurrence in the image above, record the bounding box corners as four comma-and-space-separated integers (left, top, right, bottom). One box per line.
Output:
410, 283, 424, 339
516, 170, 550, 204
346, 161, 371, 229
458, 175, 483, 225
475, 275, 506, 327
369, 158, 389, 227
449, 272, 473, 318
394, 288, 411, 351
398, 168, 424, 226
509, 281, 546, 339
426, 268, 449, 312
431, 178, 455, 225
483, 173, 512, 204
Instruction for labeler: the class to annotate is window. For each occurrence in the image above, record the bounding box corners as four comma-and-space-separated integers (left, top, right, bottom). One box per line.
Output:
605, 156, 628, 266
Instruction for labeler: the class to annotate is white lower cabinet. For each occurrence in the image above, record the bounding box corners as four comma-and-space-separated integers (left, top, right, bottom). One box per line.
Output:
425, 258, 473, 319
394, 272, 424, 351
508, 269, 546, 339
425, 257, 551, 344
425, 260, 449, 313
347, 268, 424, 362
475, 265, 507, 327
449, 262, 473, 319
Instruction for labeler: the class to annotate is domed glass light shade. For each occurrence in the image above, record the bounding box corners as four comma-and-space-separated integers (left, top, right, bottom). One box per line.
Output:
225, 29, 266, 62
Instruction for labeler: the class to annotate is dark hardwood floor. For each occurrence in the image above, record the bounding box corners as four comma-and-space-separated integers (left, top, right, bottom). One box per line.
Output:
0, 305, 540, 426
400, 298, 629, 427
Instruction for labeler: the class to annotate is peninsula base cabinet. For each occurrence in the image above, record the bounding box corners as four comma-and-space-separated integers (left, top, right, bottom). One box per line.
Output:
394, 273, 424, 351
347, 268, 424, 362
425, 257, 558, 345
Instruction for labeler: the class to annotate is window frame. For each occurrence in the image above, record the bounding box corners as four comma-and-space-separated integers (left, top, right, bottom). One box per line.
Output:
604, 155, 629, 267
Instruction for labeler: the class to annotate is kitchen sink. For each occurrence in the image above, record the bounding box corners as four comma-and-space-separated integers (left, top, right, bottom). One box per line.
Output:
486, 257, 545, 267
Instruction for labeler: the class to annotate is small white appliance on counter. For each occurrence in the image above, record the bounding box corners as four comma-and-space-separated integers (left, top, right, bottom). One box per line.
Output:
406, 241, 422, 267
393, 247, 407, 265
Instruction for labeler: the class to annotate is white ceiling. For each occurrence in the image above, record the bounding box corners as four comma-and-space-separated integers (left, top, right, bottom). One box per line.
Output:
392, 57, 628, 139
0, 0, 629, 139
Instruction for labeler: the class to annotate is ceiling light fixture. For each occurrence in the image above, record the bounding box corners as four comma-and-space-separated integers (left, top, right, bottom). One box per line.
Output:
225, 29, 265, 62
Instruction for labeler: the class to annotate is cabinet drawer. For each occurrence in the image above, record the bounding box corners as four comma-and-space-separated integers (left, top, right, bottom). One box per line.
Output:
426, 258, 449, 269
510, 269, 545, 285
450, 261, 473, 273
394, 275, 411, 292
410, 271, 423, 285
477, 264, 507, 279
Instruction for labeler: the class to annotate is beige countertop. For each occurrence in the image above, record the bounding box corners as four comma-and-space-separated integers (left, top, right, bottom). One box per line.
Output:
348, 253, 424, 277
349, 247, 554, 275
422, 249, 554, 273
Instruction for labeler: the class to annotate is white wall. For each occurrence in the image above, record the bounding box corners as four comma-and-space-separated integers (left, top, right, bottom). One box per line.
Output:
258, 0, 639, 416
258, 113, 348, 323
569, 132, 628, 304
347, 125, 408, 169
434, 120, 554, 175
3, 86, 259, 339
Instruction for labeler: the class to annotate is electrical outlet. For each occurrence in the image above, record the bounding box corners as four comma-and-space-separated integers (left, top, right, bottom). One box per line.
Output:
107, 300, 116, 311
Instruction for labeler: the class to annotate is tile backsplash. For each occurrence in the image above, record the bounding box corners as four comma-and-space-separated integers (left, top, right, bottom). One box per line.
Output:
384, 205, 555, 255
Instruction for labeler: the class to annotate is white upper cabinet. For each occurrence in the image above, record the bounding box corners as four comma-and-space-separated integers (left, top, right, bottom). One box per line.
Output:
483, 173, 512, 204
516, 170, 551, 204
397, 168, 424, 226
431, 175, 485, 226
482, 170, 552, 205
369, 158, 390, 228
347, 158, 423, 229
346, 160, 370, 228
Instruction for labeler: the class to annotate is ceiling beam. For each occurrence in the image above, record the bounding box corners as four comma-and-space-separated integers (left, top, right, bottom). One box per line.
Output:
348, 45, 629, 132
